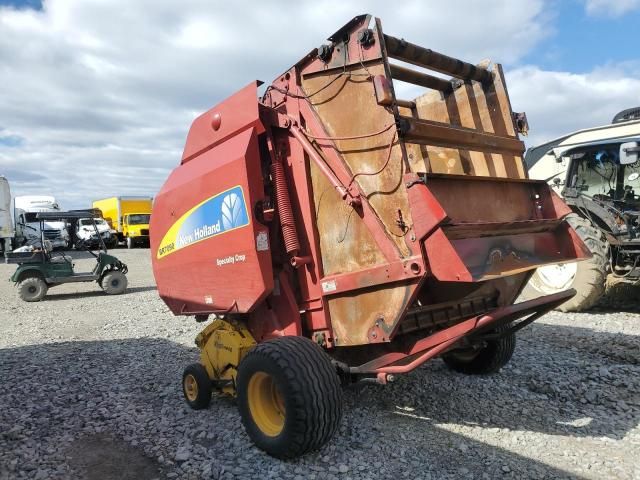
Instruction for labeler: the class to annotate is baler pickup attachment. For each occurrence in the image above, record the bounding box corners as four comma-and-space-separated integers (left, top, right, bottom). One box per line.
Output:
410, 173, 592, 282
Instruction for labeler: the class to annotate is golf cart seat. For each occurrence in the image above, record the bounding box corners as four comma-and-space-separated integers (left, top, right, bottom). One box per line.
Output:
49, 254, 70, 264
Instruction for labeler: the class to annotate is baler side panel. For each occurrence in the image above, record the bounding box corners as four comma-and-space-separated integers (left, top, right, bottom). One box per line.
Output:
301, 63, 415, 346
151, 127, 273, 315
181, 81, 265, 164
302, 63, 409, 270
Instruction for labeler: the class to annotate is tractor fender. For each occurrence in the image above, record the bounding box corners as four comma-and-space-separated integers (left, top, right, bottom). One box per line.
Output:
564, 196, 619, 235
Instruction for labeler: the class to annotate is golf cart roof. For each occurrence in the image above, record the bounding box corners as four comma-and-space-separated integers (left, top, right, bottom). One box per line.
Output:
35, 210, 99, 220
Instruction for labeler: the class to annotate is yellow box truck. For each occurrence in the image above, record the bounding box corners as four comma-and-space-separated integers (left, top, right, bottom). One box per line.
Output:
92, 196, 152, 248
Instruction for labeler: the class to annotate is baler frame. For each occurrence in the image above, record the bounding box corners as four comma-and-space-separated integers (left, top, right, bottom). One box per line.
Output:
152, 14, 591, 458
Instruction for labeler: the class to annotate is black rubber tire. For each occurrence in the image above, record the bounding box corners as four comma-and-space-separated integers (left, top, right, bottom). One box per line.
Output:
237, 336, 343, 459
520, 214, 608, 312
182, 363, 212, 410
443, 324, 516, 375
101, 271, 128, 295
17, 276, 48, 302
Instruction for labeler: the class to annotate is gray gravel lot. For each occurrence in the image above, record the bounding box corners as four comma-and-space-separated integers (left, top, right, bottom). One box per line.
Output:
1, 249, 639, 480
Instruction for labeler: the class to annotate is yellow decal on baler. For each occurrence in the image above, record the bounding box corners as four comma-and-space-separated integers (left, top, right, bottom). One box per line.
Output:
157, 185, 250, 259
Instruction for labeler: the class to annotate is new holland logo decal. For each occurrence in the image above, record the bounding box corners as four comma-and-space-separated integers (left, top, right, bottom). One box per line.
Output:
157, 185, 250, 259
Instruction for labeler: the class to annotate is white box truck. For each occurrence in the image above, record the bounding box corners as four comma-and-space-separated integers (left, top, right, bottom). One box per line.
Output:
14, 195, 70, 249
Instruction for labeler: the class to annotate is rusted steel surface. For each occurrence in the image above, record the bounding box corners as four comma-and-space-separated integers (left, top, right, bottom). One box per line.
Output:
327, 282, 416, 346
424, 174, 552, 223
301, 64, 411, 258
399, 116, 526, 156
389, 63, 452, 92
410, 61, 526, 178
383, 34, 492, 84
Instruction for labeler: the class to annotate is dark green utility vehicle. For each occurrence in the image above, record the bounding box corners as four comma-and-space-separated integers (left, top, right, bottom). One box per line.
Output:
5, 211, 128, 302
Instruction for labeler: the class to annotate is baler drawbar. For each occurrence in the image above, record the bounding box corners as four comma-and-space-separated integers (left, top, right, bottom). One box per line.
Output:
151, 15, 590, 458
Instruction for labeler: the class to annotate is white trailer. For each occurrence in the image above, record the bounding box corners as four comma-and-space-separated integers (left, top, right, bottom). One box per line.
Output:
0, 176, 14, 253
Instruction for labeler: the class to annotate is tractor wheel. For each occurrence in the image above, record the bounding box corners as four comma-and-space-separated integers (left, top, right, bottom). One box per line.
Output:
521, 214, 608, 312
182, 363, 212, 410
126, 237, 133, 249
101, 271, 128, 295
443, 324, 516, 375
236, 336, 342, 459
18, 276, 48, 302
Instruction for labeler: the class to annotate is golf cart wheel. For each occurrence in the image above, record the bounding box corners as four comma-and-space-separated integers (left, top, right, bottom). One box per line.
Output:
101, 271, 128, 295
443, 324, 516, 375
237, 336, 342, 459
182, 363, 212, 410
126, 237, 133, 249
17, 276, 48, 302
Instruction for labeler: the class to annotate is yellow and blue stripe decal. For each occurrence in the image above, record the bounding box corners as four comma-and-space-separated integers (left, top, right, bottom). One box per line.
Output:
157, 185, 250, 259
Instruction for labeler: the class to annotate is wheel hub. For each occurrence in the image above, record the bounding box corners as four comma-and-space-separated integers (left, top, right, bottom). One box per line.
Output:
534, 263, 578, 292
184, 374, 199, 402
247, 371, 285, 437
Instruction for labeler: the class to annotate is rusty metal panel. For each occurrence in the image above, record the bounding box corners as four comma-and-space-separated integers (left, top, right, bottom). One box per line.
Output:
307, 158, 386, 275
327, 283, 415, 346
302, 63, 412, 272
410, 62, 527, 179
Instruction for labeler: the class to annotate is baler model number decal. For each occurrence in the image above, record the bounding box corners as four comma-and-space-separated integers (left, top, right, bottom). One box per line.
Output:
157, 185, 250, 259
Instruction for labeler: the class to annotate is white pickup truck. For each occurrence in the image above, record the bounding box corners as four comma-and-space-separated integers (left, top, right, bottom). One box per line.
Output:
75, 217, 115, 247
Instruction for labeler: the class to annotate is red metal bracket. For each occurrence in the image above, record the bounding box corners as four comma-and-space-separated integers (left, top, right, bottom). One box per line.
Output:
318, 256, 425, 297
350, 289, 575, 374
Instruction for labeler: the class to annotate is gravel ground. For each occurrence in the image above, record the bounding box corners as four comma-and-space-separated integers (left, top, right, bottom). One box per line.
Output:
1, 249, 639, 480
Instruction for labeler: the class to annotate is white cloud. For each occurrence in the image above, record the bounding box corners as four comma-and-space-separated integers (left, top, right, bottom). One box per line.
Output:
0, 0, 551, 208
507, 64, 640, 149
584, 0, 640, 17
4, 0, 630, 212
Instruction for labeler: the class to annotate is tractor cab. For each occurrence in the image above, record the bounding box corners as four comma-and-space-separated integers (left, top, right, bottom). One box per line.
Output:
5, 210, 128, 302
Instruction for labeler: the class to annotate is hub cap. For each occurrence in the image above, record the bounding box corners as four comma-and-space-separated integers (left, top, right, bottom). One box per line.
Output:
184, 374, 198, 402
247, 371, 285, 437
534, 263, 578, 292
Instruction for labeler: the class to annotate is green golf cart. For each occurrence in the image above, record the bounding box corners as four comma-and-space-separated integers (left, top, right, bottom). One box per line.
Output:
5, 211, 128, 302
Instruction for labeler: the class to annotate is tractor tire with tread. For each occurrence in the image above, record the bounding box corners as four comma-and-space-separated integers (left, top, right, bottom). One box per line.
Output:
182, 363, 212, 410
17, 276, 48, 302
237, 336, 342, 459
521, 214, 608, 312
101, 270, 128, 295
443, 324, 516, 375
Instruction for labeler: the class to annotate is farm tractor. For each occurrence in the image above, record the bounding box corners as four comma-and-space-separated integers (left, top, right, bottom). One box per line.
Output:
524, 107, 640, 311
151, 15, 589, 458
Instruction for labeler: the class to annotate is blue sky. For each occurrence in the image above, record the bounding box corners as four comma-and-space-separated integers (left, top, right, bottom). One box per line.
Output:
524, 0, 640, 72
0, 0, 639, 208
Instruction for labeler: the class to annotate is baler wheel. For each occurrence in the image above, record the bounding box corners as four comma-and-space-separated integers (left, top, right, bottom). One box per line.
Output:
236, 336, 342, 458
182, 363, 212, 410
443, 324, 516, 375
